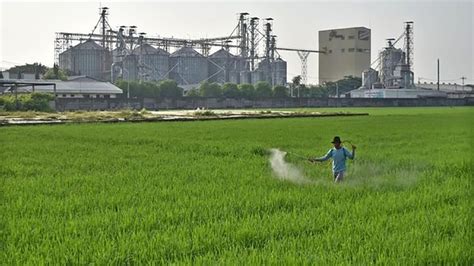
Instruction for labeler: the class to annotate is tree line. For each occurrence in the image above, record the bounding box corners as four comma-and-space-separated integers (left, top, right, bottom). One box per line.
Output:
114, 76, 362, 99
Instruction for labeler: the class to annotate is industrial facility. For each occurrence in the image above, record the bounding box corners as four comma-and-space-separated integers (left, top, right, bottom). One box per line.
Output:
56, 8, 323, 90
349, 22, 447, 98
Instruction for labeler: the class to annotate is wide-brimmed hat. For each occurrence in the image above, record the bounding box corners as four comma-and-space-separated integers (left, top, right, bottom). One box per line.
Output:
331, 136, 342, 143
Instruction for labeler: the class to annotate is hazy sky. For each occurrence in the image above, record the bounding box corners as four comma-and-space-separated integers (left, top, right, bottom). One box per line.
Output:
1, 0, 472, 84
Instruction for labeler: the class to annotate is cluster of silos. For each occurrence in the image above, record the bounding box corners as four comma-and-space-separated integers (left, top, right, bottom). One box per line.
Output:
251, 58, 287, 86
359, 45, 414, 90
60, 40, 288, 86
206, 52, 287, 86
59, 40, 109, 80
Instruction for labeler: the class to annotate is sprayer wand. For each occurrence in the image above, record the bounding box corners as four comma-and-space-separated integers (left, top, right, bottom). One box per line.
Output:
286, 152, 310, 161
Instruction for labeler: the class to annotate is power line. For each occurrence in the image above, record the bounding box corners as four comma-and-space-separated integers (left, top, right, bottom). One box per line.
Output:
418, 76, 471, 83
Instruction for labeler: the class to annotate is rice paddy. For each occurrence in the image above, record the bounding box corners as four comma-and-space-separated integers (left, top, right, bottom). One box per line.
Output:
0, 107, 472, 264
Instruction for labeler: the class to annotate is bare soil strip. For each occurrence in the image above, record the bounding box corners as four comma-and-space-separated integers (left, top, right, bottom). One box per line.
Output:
0, 110, 368, 126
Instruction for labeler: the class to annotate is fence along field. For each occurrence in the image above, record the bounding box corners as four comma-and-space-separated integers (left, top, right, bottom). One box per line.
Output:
0, 107, 472, 264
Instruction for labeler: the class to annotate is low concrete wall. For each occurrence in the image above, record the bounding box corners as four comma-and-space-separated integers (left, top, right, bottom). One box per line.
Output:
54, 97, 474, 111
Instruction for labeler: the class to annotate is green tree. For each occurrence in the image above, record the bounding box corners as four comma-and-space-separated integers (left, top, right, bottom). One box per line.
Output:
7, 63, 48, 77
308, 85, 329, 98
199, 81, 222, 97
43, 64, 68, 81
141, 81, 160, 98
238, 84, 255, 99
254, 81, 272, 98
159, 79, 183, 98
115, 80, 141, 98
299, 84, 310, 97
292, 75, 302, 87
290, 75, 303, 97
325, 76, 362, 97
186, 88, 200, 97
273, 85, 288, 98
222, 83, 240, 98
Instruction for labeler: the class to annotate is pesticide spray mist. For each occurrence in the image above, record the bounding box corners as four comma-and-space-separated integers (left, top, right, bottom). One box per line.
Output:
269, 148, 312, 185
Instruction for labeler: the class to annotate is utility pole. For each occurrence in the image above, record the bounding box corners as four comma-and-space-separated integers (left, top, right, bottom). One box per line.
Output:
461, 76, 466, 86
437, 59, 440, 91
14, 85, 18, 110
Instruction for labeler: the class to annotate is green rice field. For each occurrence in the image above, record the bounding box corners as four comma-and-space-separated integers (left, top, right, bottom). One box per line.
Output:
0, 107, 472, 264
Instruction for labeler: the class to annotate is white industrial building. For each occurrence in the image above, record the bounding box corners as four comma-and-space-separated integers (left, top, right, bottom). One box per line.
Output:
0, 76, 123, 98
319, 27, 371, 84
349, 88, 447, 98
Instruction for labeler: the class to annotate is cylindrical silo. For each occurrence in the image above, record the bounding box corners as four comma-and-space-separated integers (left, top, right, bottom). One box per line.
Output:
362, 68, 378, 89
380, 47, 403, 88
59, 40, 107, 80
271, 58, 287, 86
208, 49, 237, 83
133, 43, 170, 81
169, 47, 208, 85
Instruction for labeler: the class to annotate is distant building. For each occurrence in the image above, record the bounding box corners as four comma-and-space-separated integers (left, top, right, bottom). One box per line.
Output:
416, 82, 472, 92
1, 71, 39, 80
1, 76, 122, 98
349, 88, 447, 98
319, 27, 371, 84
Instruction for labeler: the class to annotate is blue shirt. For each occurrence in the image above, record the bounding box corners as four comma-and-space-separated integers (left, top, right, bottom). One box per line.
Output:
318, 147, 354, 173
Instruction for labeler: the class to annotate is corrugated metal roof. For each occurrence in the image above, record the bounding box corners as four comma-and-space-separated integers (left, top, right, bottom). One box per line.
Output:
209, 49, 235, 58
1, 77, 122, 94
73, 40, 105, 50
54, 80, 122, 94
132, 44, 170, 56
155, 47, 170, 56
133, 43, 157, 55
170, 47, 203, 58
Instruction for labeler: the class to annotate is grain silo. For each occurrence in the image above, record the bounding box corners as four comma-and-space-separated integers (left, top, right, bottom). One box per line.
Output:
58, 40, 107, 80
208, 49, 238, 84
361, 68, 378, 89
240, 71, 252, 84
133, 43, 170, 81
250, 70, 264, 84
169, 47, 208, 85
380, 42, 404, 88
111, 48, 135, 81
255, 59, 271, 84
271, 58, 287, 86
122, 54, 139, 81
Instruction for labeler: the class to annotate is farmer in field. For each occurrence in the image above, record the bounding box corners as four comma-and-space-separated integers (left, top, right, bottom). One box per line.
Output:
310, 136, 356, 182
